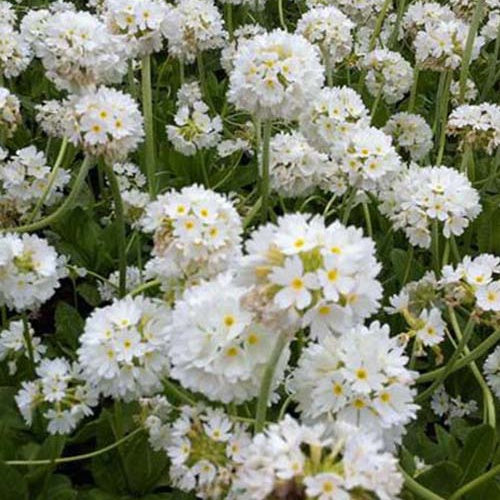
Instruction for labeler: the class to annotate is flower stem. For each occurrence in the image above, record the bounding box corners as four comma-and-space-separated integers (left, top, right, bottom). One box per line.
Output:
103, 163, 127, 297
255, 330, 289, 432
141, 55, 157, 198
130, 279, 161, 297
399, 466, 445, 500
362, 201, 373, 237
407, 66, 419, 113
450, 463, 500, 500
5, 156, 93, 233
21, 313, 35, 375
435, 70, 452, 165
260, 120, 272, 223
278, 0, 288, 31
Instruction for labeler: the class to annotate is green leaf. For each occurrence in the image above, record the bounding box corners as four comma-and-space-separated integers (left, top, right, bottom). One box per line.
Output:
459, 424, 496, 485
77, 283, 102, 307
38, 475, 77, 500
417, 461, 463, 496
55, 302, 84, 350
435, 424, 460, 461
0, 461, 29, 500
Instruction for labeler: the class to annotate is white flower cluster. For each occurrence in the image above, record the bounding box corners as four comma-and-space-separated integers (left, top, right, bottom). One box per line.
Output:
295, 6, 354, 67
0, 233, 67, 311
15, 357, 99, 435
307, 0, 388, 25
402, 1, 455, 37
147, 404, 250, 499
231, 415, 403, 500
484, 345, 500, 399
431, 386, 478, 425
28, 10, 128, 92
380, 165, 481, 248
161, 0, 226, 63
168, 274, 289, 403
450, 78, 478, 106
289, 322, 418, 442
362, 49, 413, 104
97, 265, 143, 302
103, 0, 169, 56
268, 130, 330, 198
220, 24, 266, 74
112, 162, 150, 227
0, 146, 69, 221
238, 213, 382, 337
0, 320, 46, 375
447, 103, 500, 154
0, 20, 31, 79
228, 30, 324, 120
77, 295, 171, 401
0, 87, 21, 138
142, 185, 242, 287
166, 82, 222, 156
383, 112, 433, 161
482, 9, 500, 41
299, 86, 370, 155
441, 254, 500, 312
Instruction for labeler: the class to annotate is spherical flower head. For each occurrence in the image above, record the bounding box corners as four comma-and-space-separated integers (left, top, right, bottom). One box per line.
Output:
77, 295, 171, 401
336, 126, 402, 193
220, 24, 266, 74
0, 87, 21, 138
30, 10, 128, 92
65, 87, 145, 164
168, 273, 290, 403
141, 184, 243, 287
484, 345, 500, 399
228, 30, 324, 120
299, 86, 370, 155
379, 164, 481, 248
383, 112, 433, 161
447, 103, 500, 155
0, 233, 67, 311
0, 23, 32, 79
268, 130, 330, 198
161, 0, 227, 63
237, 213, 382, 337
0, 1, 17, 26
289, 321, 418, 442
402, 1, 456, 39
295, 6, 354, 66
231, 415, 403, 500
306, 0, 388, 25
362, 49, 414, 104
103, 0, 170, 56
482, 9, 500, 42
15, 357, 99, 435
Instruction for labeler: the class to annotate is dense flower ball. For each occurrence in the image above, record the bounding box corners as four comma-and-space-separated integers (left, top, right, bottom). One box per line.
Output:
0, 87, 21, 138
268, 130, 330, 198
168, 274, 289, 403
402, 2, 456, 38
295, 6, 354, 66
485, 346, 500, 399
77, 296, 171, 401
102, 0, 169, 56
299, 86, 370, 155
166, 82, 222, 156
228, 30, 324, 120
15, 357, 98, 435
141, 185, 242, 288
231, 415, 403, 500
307, 0, 388, 25
289, 322, 418, 442
0, 233, 67, 311
380, 165, 481, 248
362, 49, 414, 104
146, 404, 250, 499
29, 10, 127, 92
63, 87, 144, 163
220, 24, 266, 74
383, 112, 433, 161
447, 103, 500, 154
0, 146, 69, 223
161, 0, 226, 63
237, 213, 382, 337
0, 23, 32, 78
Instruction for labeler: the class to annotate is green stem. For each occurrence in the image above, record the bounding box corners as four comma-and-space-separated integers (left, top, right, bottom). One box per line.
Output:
369, 0, 392, 52
370, 87, 383, 122
255, 330, 289, 432
243, 196, 262, 229
6, 428, 143, 466
458, 0, 485, 104
27, 137, 68, 224
103, 163, 127, 297
435, 70, 452, 165
341, 189, 357, 225
130, 279, 161, 297
399, 466, 446, 500
278, 0, 287, 31
389, 0, 407, 49
407, 67, 419, 113
141, 55, 157, 197
431, 219, 440, 275
163, 378, 196, 405
225, 3, 233, 39
441, 240, 450, 267
402, 246, 414, 285
21, 313, 35, 375
4, 156, 93, 233
362, 201, 373, 237
450, 464, 500, 500
260, 120, 272, 223
481, 20, 500, 100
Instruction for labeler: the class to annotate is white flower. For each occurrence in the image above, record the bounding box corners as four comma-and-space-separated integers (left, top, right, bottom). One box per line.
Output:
97, 266, 143, 302
77, 295, 171, 401
304, 473, 350, 500
220, 24, 266, 74
414, 308, 446, 346
0, 23, 32, 78
482, 9, 500, 42
0, 233, 67, 311
289, 322, 418, 442
485, 346, 500, 399
228, 29, 324, 120
161, 0, 226, 63
383, 112, 433, 161
168, 273, 289, 403
362, 49, 414, 104
379, 164, 481, 248
0, 1, 16, 26
216, 138, 251, 158
0, 87, 21, 138
296, 6, 354, 66
476, 281, 500, 311
450, 78, 478, 106
306, 0, 388, 25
